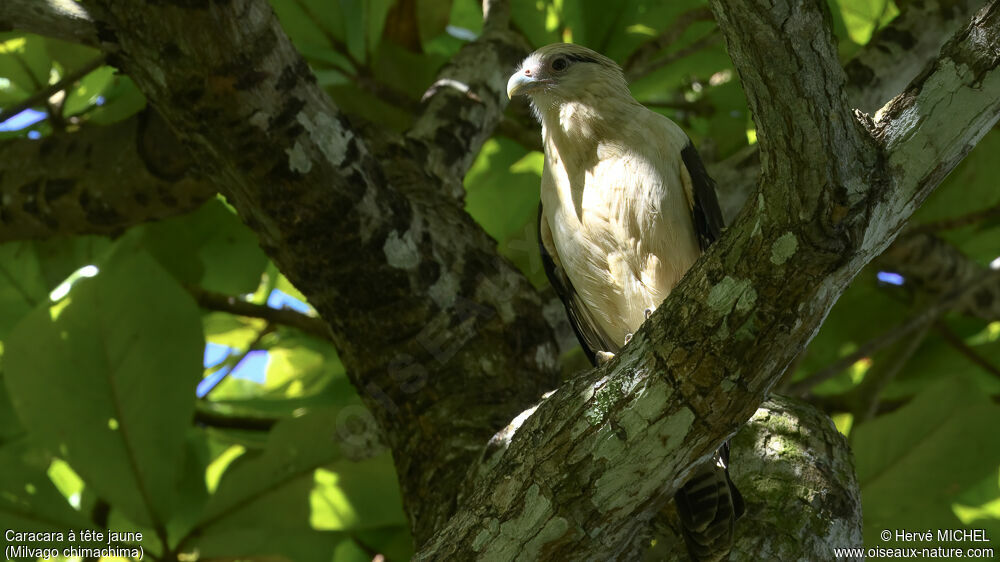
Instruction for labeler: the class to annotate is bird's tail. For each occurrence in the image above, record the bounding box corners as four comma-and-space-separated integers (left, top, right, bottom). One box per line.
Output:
674, 443, 744, 562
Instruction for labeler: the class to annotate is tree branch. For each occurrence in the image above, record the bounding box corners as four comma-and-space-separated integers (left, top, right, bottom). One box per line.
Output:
0, 109, 215, 242
623, 6, 716, 81
78, 0, 561, 545
187, 285, 329, 340
877, 232, 1000, 321
0, 0, 99, 48
0, 55, 106, 124
934, 320, 1000, 380
405, 0, 531, 198
647, 396, 862, 561
414, 1, 1000, 557
908, 201, 1000, 234
846, 0, 987, 114
712, 0, 988, 223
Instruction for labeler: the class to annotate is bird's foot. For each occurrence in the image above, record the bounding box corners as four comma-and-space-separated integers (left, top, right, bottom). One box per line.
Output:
596, 351, 616, 365
644, 307, 656, 320
624, 332, 633, 345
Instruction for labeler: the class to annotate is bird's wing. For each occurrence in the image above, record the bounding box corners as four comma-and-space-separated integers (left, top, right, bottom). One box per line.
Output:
679, 141, 725, 251
538, 204, 618, 365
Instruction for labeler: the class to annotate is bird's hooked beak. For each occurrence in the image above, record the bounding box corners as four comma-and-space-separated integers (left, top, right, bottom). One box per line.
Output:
507, 65, 543, 99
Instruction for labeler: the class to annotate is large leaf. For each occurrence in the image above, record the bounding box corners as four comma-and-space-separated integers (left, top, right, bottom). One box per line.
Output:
463, 138, 546, 285
912, 130, 1000, 225
187, 408, 407, 560
0, 34, 50, 97
134, 198, 268, 294
853, 376, 1000, 548
0, 242, 49, 340
0, 441, 91, 537
4, 252, 204, 527
789, 266, 909, 394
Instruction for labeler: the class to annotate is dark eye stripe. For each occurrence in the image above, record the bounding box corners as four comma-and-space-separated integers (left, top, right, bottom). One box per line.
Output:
564, 53, 600, 64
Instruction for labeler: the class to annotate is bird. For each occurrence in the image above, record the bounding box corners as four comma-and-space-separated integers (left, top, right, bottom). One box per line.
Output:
506, 43, 743, 561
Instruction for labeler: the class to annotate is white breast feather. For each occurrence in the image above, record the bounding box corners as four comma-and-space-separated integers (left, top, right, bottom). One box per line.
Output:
541, 107, 701, 348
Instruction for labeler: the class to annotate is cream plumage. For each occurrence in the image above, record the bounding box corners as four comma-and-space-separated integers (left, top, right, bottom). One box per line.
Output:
508, 44, 740, 561
508, 44, 721, 360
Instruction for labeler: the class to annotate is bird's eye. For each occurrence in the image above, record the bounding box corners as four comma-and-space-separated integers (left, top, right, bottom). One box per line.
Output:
551, 58, 568, 71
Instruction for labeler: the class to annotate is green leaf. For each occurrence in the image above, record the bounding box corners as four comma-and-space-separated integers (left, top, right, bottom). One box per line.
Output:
0, 242, 49, 339
188, 409, 405, 561
43, 37, 101, 75
0, 383, 26, 446
510, 0, 561, 47
4, 252, 204, 527
338, 0, 394, 62
0, 441, 91, 535
61, 65, 114, 117
87, 74, 147, 125
166, 431, 212, 543
881, 319, 1000, 402
789, 267, 909, 394
135, 198, 268, 294
854, 376, 1000, 547
912, 130, 1000, 225
370, 40, 446, 100
833, 0, 898, 45
31, 235, 113, 290
263, 339, 344, 398
464, 138, 549, 286
0, 33, 51, 94
448, 0, 483, 35
417, 0, 453, 46
272, 0, 344, 53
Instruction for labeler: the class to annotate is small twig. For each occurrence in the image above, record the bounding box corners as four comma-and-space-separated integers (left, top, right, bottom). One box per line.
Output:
907, 202, 1000, 234
788, 272, 1000, 395
642, 96, 716, 115
624, 7, 716, 80
194, 405, 279, 431
629, 31, 722, 81
935, 321, 1000, 379
0, 55, 107, 125
199, 324, 276, 399
855, 323, 931, 423
187, 285, 330, 340
288, 0, 361, 67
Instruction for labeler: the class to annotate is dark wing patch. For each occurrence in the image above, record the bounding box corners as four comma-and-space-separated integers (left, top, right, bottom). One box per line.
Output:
681, 142, 726, 251
538, 204, 617, 366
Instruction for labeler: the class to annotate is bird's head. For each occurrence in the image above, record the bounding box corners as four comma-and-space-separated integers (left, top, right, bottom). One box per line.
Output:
506, 44, 630, 114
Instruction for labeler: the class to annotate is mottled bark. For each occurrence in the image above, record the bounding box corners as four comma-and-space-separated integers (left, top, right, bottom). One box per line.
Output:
0, 110, 213, 240
846, 0, 987, 114
0, 0, 98, 48
713, 0, 986, 221
647, 396, 862, 561
77, 0, 555, 545
414, 0, 999, 557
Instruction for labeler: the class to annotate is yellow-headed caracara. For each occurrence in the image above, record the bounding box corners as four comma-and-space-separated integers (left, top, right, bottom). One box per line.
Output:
507, 43, 743, 561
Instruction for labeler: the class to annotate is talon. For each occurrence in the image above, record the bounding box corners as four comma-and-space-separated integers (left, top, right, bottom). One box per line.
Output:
624, 332, 633, 345
644, 307, 656, 320
596, 351, 615, 365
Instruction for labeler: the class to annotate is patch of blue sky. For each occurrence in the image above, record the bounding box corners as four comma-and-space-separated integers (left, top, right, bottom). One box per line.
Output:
876, 271, 905, 286
198, 348, 269, 397
0, 108, 46, 131
267, 289, 311, 313
203, 342, 231, 368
